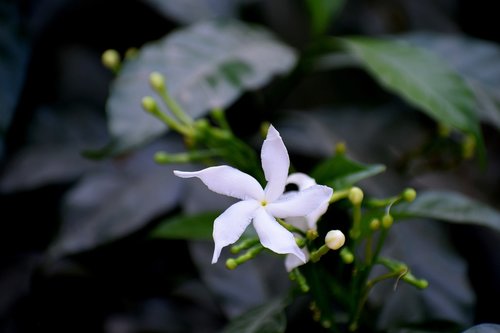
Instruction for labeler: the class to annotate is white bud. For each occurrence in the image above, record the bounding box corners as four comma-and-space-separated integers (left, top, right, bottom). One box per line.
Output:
325, 230, 345, 250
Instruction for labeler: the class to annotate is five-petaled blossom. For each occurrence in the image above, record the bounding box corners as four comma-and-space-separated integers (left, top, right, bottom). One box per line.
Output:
284, 173, 332, 271
174, 125, 333, 264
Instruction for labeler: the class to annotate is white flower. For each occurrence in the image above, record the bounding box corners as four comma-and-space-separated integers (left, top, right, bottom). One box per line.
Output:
284, 173, 332, 272
174, 125, 333, 264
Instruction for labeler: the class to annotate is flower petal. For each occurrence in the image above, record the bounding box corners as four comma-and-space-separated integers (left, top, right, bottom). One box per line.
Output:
267, 185, 333, 218
261, 125, 290, 202
285, 248, 309, 272
287, 172, 317, 191
253, 208, 305, 262
306, 199, 330, 230
174, 166, 264, 200
211, 200, 260, 263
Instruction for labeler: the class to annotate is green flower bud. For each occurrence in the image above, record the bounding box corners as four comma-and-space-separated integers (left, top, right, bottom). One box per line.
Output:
348, 187, 364, 205
402, 188, 417, 202
340, 247, 354, 264
226, 258, 238, 270
149, 71, 166, 91
101, 49, 120, 71
382, 214, 393, 228
462, 134, 476, 160
370, 218, 381, 231
306, 229, 319, 241
141, 96, 158, 114
335, 142, 346, 155
325, 230, 345, 250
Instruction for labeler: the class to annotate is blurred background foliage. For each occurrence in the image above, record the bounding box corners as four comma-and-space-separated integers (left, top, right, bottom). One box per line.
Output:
1, 0, 500, 332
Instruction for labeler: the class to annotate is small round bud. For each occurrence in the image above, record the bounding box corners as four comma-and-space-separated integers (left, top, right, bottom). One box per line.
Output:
416, 279, 429, 289
348, 187, 364, 205
306, 229, 319, 241
335, 142, 346, 155
402, 188, 417, 202
340, 248, 354, 264
142, 96, 157, 113
462, 135, 476, 160
101, 49, 120, 71
325, 230, 345, 250
226, 258, 238, 270
149, 71, 166, 91
382, 214, 393, 228
124, 47, 138, 60
369, 218, 380, 231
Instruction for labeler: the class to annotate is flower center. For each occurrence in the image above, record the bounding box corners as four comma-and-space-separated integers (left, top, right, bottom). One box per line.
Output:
261, 200, 268, 207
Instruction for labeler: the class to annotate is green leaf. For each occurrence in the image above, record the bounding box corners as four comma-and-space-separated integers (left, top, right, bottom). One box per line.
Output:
305, 0, 345, 36
393, 190, 500, 232
221, 297, 288, 333
311, 153, 385, 190
151, 211, 220, 240
401, 32, 500, 132
100, 20, 296, 156
335, 37, 484, 160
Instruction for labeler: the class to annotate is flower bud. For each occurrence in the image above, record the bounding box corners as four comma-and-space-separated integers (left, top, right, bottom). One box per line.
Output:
348, 187, 364, 205
226, 258, 238, 270
340, 247, 354, 264
306, 229, 319, 241
149, 71, 166, 91
402, 188, 417, 202
382, 214, 393, 228
369, 218, 380, 231
141, 96, 158, 114
325, 230, 345, 250
462, 134, 476, 160
101, 49, 120, 71
335, 142, 346, 155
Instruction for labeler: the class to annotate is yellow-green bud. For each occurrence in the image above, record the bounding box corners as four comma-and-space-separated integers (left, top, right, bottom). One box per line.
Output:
306, 229, 319, 241
382, 214, 393, 228
403, 188, 417, 202
462, 135, 476, 160
226, 258, 238, 270
124, 47, 138, 60
335, 142, 346, 155
101, 49, 120, 71
142, 96, 158, 113
370, 218, 381, 231
149, 71, 166, 91
325, 230, 345, 250
348, 187, 364, 205
340, 247, 354, 264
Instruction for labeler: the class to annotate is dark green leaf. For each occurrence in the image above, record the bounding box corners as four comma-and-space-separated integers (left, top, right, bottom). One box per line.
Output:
305, 0, 345, 36
463, 324, 500, 333
221, 297, 288, 333
103, 20, 296, 155
336, 37, 484, 160
151, 211, 219, 240
393, 191, 500, 232
311, 153, 385, 190
401, 32, 500, 131
49, 141, 183, 257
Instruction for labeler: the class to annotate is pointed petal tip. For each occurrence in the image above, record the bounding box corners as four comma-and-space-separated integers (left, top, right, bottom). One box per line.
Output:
211, 246, 221, 264
266, 124, 280, 138
173, 170, 193, 178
